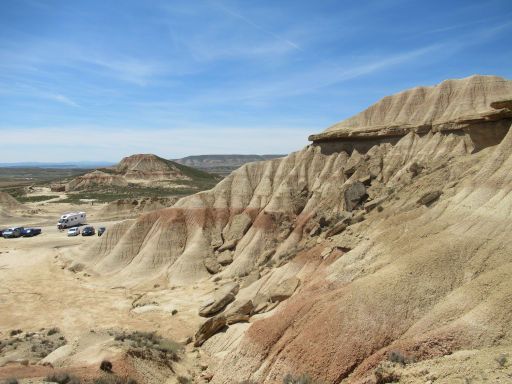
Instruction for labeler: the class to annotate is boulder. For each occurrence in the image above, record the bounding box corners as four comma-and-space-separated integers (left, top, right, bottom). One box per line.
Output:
203, 257, 221, 274
408, 161, 424, 177
343, 150, 364, 177
343, 181, 367, 211
225, 300, 254, 324
194, 315, 227, 347
198, 283, 239, 317
325, 213, 352, 238
417, 190, 442, 206
217, 251, 233, 266
252, 293, 271, 314
269, 277, 300, 302
218, 239, 238, 252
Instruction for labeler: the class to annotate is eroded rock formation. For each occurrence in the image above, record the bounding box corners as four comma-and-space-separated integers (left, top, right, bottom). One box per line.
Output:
77, 75, 512, 383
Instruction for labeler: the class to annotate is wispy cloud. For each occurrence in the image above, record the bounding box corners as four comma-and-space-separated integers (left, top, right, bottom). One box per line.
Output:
210, 1, 302, 51
42, 92, 79, 107
0, 81, 79, 107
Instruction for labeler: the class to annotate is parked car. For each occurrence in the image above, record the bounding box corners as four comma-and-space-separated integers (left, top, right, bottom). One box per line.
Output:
97, 227, 106, 237
82, 226, 95, 236
21, 228, 42, 237
67, 227, 80, 236
2, 227, 24, 238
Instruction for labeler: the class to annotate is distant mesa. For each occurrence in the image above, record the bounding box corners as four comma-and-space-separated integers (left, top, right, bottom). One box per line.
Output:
66, 153, 218, 191
174, 154, 285, 176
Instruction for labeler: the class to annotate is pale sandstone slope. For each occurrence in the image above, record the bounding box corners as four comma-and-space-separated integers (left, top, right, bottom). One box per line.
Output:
76, 75, 512, 383
0, 192, 28, 217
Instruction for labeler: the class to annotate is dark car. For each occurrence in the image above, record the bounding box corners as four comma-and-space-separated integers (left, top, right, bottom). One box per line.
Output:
0, 229, 6, 237
82, 226, 95, 236
97, 227, 106, 237
2, 227, 24, 238
22, 228, 42, 237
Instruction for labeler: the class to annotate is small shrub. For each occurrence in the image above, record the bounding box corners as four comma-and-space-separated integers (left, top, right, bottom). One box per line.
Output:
388, 350, 407, 365
374, 365, 401, 384
171, 309, 178, 315
377, 205, 384, 212
177, 376, 191, 384
157, 339, 181, 355
100, 360, 113, 372
495, 353, 508, 367
4, 378, 19, 384
48, 327, 60, 336
45, 372, 80, 384
9, 330, 22, 336
283, 373, 315, 384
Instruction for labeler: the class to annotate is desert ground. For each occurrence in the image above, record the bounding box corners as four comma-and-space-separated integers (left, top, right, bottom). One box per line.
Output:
0, 192, 221, 383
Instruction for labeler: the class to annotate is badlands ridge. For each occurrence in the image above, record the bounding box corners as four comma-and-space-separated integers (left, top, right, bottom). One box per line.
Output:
75, 75, 512, 383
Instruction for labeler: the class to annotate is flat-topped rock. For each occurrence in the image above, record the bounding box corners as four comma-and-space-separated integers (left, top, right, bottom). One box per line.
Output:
309, 75, 512, 142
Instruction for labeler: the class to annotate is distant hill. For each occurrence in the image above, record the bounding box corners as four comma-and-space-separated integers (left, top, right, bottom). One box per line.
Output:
174, 154, 285, 175
0, 161, 115, 169
66, 154, 219, 191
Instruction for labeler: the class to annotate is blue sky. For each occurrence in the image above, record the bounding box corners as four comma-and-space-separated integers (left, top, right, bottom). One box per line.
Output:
1, 0, 511, 162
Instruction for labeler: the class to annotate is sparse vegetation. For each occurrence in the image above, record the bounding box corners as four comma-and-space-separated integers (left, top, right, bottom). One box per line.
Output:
3, 378, 19, 384
48, 327, 60, 336
113, 330, 182, 361
52, 183, 215, 205
0, 328, 66, 362
93, 375, 137, 384
177, 376, 192, 384
17, 194, 55, 203
283, 373, 317, 384
388, 350, 410, 365
45, 372, 81, 384
374, 365, 401, 384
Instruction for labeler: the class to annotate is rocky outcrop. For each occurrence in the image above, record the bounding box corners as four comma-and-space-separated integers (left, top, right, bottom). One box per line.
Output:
199, 283, 239, 317
194, 315, 227, 347
309, 75, 512, 143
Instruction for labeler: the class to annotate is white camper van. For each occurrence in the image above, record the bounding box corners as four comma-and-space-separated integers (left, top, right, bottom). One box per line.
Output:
57, 212, 87, 229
